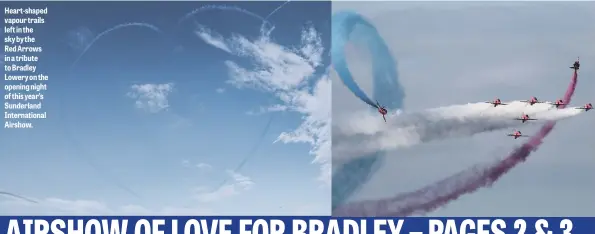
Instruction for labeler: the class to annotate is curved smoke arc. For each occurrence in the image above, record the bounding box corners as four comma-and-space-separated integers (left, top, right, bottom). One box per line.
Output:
331, 11, 404, 210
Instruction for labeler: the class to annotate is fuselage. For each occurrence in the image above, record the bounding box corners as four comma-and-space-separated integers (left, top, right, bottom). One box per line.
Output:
511, 131, 522, 138
572, 61, 580, 69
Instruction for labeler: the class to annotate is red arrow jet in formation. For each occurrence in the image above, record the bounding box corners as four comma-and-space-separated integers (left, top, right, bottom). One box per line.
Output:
570, 57, 580, 71
520, 96, 545, 106
550, 99, 566, 109
507, 130, 529, 139
485, 98, 508, 107
515, 114, 538, 123
576, 103, 593, 111
376, 101, 388, 122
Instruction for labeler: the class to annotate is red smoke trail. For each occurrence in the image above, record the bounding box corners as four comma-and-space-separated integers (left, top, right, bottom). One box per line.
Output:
334, 70, 578, 216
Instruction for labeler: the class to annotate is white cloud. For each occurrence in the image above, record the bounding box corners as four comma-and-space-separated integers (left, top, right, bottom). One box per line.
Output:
276, 77, 331, 184
195, 25, 232, 53
167, 112, 194, 129
196, 25, 331, 185
196, 163, 212, 170
183, 160, 212, 171
246, 104, 289, 115
216, 88, 225, 93
1, 165, 251, 215
224, 38, 318, 92
127, 83, 174, 113
67, 26, 94, 52
194, 170, 254, 202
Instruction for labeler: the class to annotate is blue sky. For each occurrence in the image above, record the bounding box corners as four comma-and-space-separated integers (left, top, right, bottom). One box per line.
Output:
1, 1, 331, 215
332, 2, 595, 216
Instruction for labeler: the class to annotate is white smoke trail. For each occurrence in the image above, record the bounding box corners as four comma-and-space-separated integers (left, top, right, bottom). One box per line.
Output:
69, 23, 163, 70
177, 5, 274, 36
0, 191, 37, 204
260, 1, 291, 35
333, 101, 586, 163
265, 1, 291, 20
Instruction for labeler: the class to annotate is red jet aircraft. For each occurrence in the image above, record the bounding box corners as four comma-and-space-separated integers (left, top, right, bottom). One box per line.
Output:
507, 130, 529, 139
515, 114, 537, 123
376, 101, 388, 122
550, 99, 565, 109
570, 57, 580, 71
520, 96, 544, 106
485, 98, 508, 107
576, 103, 593, 111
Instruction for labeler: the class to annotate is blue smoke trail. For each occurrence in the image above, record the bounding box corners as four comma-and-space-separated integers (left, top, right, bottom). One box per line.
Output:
331, 15, 376, 108
331, 11, 405, 210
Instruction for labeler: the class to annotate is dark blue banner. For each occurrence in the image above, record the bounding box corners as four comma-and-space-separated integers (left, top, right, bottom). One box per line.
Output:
1, 217, 594, 234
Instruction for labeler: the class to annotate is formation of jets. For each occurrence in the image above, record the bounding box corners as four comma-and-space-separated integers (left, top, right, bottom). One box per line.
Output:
486, 97, 571, 109
377, 58, 588, 125
488, 58, 590, 139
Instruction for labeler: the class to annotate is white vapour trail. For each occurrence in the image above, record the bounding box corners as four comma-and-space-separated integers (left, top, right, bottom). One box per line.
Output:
333, 101, 586, 162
